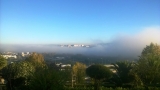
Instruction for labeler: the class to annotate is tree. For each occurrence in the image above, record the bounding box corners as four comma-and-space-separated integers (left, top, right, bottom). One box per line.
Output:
2, 61, 35, 90
132, 43, 160, 87
112, 61, 134, 87
28, 68, 68, 90
72, 62, 86, 84
0, 55, 7, 70
141, 43, 160, 56
86, 64, 112, 90
25, 52, 46, 70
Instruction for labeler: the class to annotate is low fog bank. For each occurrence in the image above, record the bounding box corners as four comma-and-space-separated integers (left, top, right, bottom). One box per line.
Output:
0, 27, 160, 59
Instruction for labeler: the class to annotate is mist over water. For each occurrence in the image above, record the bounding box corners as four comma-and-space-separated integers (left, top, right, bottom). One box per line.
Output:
0, 27, 160, 59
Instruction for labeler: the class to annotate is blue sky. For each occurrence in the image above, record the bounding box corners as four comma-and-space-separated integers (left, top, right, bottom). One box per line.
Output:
1, 0, 160, 44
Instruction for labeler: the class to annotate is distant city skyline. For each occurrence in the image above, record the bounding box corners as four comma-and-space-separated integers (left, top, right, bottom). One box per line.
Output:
1, 0, 160, 44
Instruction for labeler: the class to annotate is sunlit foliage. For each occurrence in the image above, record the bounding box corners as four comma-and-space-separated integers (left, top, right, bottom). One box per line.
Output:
72, 62, 86, 84
0, 55, 7, 70
132, 43, 160, 87
25, 52, 47, 69
2, 61, 35, 90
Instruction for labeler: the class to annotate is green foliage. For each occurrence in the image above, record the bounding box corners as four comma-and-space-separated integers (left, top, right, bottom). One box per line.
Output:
25, 52, 47, 70
112, 61, 134, 86
141, 43, 160, 56
86, 64, 112, 81
25, 52, 44, 63
65, 86, 160, 90
132, 43, 160, 87
72, 62, 87, 84
28, 68, 68, 90
86, 64, 112, 90
2, 61, 35, 90
2, 61, 35, 79
0, 55, 7, 70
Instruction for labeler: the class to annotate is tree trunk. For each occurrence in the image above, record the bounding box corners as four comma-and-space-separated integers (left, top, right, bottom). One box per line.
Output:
71, 73, 73, 88
94, 79, 100, 90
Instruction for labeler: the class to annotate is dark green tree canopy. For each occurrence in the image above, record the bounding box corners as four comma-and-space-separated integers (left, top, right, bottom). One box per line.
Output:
112, 61, 134, 86
2, 61, 35, 90
86, 64, 112, 80
28, 68, 68, 90
2, 61, 35, 79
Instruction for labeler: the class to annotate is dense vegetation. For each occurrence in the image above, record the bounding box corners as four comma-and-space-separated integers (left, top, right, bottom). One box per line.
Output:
0, 43, 160, 90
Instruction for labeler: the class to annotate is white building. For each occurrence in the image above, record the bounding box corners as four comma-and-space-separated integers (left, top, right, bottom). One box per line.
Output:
2, 55, 17, 59
60, 64, 71, 68
22, 52, 30, 57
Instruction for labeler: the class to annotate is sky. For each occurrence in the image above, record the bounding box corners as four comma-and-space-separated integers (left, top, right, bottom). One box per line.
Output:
0, 0, 160, 44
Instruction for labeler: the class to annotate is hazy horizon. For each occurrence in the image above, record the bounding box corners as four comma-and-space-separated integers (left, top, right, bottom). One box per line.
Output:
1, 27, 160, 59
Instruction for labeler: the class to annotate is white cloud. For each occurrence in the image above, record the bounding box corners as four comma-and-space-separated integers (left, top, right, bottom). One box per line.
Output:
102, 26, 160, 58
